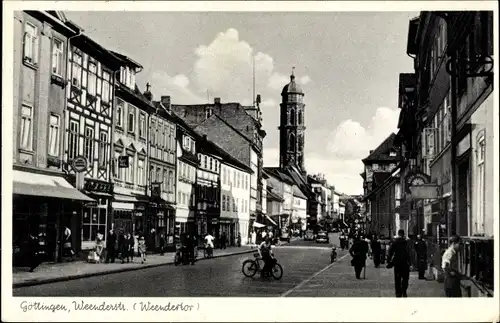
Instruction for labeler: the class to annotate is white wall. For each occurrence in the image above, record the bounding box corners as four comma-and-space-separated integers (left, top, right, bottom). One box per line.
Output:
176, 160, 196, 220
470, 94, 494, 237
221, 162, 251, 244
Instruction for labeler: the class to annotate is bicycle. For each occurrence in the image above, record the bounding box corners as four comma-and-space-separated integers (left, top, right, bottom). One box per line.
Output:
202, 244, 214, 259
241, 252, 283, 280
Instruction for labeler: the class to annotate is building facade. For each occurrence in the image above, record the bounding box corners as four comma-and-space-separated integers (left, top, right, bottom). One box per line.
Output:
405, 11, 494, 295
170, 97, 267, 227
292, 185, 308, 231
62, 22, 122, 251
12, 11, 95, 263
147, 97, 177, 250
220, 155, 252, 246
111, 53, 150, 246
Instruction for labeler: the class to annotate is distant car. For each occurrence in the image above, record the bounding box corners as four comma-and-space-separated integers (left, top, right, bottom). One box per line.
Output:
280, 230, 291, 242
304, 230, 315, 241
316, 231, 330, 244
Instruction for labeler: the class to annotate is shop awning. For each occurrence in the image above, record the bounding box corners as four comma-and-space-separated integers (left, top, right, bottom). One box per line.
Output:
253, 222, 265, 228
113, 194, 140, 203
264, 214, 278, 226
13, 170, 94, 202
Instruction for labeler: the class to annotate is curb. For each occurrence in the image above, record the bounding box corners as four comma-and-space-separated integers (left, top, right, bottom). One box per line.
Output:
13, 249, 254, 289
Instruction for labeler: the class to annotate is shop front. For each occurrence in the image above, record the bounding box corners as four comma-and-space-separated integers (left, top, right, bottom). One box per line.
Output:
12, 169, 94, 263
219, 217, 237, 247
148, 200, 176, 252
81, 179, 114, 251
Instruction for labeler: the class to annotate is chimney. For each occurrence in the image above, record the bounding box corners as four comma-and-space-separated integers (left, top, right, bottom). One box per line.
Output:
143, 91, 153, 101
161, 96, 171, 110
203, 134, 207, 141
214, 97, 221, 105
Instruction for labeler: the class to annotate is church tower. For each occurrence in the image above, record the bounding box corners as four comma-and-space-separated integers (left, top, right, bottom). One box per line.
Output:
279, 69, 306, 173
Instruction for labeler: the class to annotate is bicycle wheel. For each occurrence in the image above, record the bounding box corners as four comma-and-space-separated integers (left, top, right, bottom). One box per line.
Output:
242, 259, 258, 277
271, 263, 283, 280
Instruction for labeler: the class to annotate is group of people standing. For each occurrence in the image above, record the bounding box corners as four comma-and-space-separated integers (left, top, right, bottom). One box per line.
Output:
97, 229, 147, 264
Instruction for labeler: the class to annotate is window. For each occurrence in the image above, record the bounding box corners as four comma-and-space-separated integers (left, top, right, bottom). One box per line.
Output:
71, 51, 82, 87
232, 197, 236, 212
191, 140, 195, 153
51, 38, 63, 76
163, 123, 168, 148
128, 106, 135, 134
233, 171, 236, 187
298, 111, 303, 125
389, 151, 397, 157
184, 136, 190, 150
163, 168, 168, 192
222, 195, 226, 211
236, 198, 239, 212
170, 127, 175, 151
289, 133, 296, 151
98, 131, 107, 168
23, 23, 38, 64
203, 156, 207, 169
47, 114, 60, 156
168, 171, 174, 192
68, 120, 79, 159
209, 158, 213, 171
20, 105, 33, 150
114, 151, 121, 179
102, 71, 111, 103
205, 107, 213, 119
156, 166, 161, 183
87, 62, 97, 96
475, 134, 486, 234
82, 206, 106, 244
214, 160, 218, 173
139, 113, 146, 138
116, 102, 123, 128
158, 123, 163, 148
290, 109, 296, 125
138, 159, 144, 186
84, 125, 94, 163
372, 163, 379, 171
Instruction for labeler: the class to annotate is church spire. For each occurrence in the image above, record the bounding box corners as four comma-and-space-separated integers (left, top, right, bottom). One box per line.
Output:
291, 66, 295, 81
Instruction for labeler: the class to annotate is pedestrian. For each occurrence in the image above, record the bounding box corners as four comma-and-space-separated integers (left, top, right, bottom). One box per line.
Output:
251, 230, 257, 247
442, 235, 463, 297
387, 229, 411, 297
371, 234, 382, 268
127, 233, 135, 263
349, 234, 368, 279
415, 234, 428, 279
62, 226, 75, 260
106, 229, 117, 263
27, 232, 42, 272
380, 238, 387, 264
221, 232, 227, 250
95, 233, 105, 263
118, 232, 126, 263
159, 233, 166, 255
138, 234, 147, 264
237, 233, 241, 247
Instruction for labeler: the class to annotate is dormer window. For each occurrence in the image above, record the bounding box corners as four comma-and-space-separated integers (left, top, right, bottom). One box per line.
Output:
120, 66, 136, 89
205, 107, 213, 119
389, 151, 397, 157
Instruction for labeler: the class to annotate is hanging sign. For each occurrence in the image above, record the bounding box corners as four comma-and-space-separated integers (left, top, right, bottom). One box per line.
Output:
72, 156, 88, 173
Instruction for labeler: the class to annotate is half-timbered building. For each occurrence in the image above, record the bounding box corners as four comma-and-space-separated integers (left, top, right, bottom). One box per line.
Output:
63, 22, 122, 251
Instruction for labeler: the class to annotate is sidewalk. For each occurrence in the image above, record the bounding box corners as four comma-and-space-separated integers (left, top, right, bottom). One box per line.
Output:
284, 253, 445, 297
12, 245, 254, 288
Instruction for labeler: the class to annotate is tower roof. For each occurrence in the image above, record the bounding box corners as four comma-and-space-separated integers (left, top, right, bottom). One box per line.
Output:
281, 73, 303, 95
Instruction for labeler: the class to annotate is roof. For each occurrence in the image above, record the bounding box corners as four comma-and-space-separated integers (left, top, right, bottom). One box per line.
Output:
286, 165, 311, 196
281, 74, 303, 95
198, 138, 253, 174
197, 114, 253, 145
266, 189, 284, 202
263, 167, 295, 185
110, 50, 143, 69
292, 185, 307, 199
362, 133, 399, 163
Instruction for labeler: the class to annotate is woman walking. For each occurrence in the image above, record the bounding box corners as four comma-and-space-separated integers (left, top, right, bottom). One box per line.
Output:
349, 234, 369, 279
371, 234, 382, 268
138, 234, 147, 264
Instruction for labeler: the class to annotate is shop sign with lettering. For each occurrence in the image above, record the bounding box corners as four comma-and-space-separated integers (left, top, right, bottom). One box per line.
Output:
84, 179, 113, 194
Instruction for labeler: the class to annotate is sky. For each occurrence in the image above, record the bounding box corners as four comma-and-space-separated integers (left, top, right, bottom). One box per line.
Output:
64, 11, 418, 195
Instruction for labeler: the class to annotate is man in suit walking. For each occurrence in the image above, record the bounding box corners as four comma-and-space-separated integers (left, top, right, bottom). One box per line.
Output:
387, 229, 411, 297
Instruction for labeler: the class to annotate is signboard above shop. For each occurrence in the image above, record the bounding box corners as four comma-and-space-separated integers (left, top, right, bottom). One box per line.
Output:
118, 156, 129, 168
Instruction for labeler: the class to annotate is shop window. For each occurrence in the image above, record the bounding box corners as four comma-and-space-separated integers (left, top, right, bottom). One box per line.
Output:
82, 205, 107, 244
